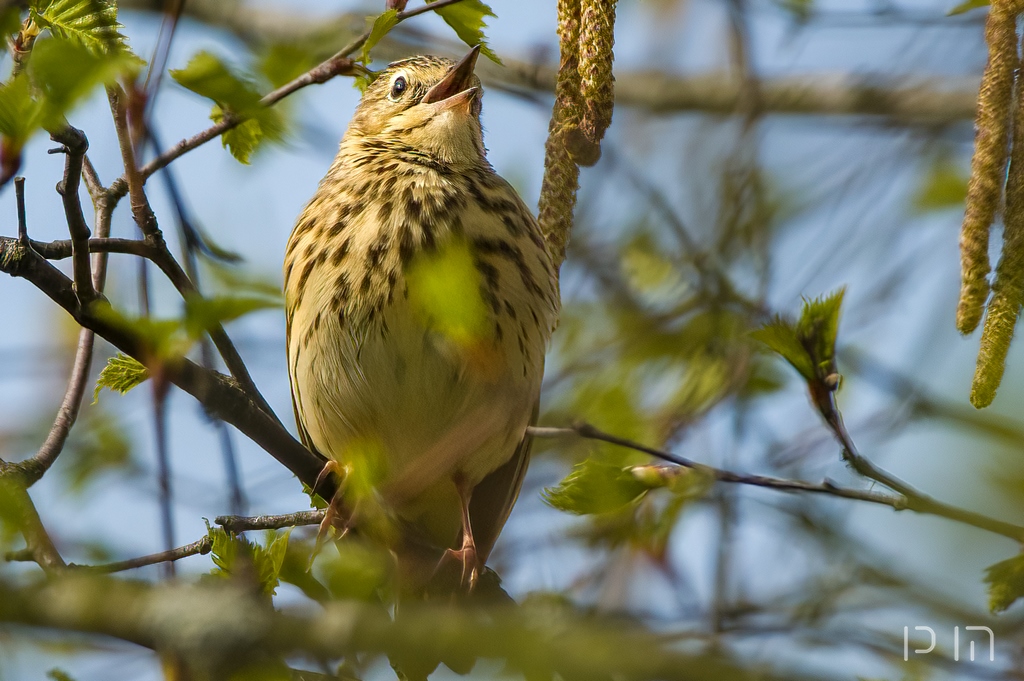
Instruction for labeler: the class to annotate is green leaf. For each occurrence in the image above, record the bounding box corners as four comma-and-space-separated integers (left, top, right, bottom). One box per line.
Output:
207, 524, 291, 597
60, 405, 135, 494
433, 0, 502, 65
948, 0, 988, 15
914, 158, 968, 212
213, 112, 261, 165
0, 75, 44, 150
29, 36, 141, 127
621, 233, 682, 296
91, 302, 191, 360
753, 288, 845, 384
171, 51, 285, 163
776, 0, 814, 22
183, 293, 281, 338
360, 9, 400, 65
46, 669, 77, 681
255, 42, 319, 90
985, 554, 1024, 612
0, 7, 23, 39
92, 353, 149, 403
406, 239, 490, 347
171, 51, 262, 112
30, 0, 129, 54
543, 458, 649, 516
750, 317, 814, 381
796, 288, 844, 377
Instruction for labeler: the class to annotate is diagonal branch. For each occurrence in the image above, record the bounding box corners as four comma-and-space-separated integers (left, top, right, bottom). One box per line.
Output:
0, 235, 337, 500
108, 0, 467, 194
118, 0, 980, 125
529, 421, 1024, 543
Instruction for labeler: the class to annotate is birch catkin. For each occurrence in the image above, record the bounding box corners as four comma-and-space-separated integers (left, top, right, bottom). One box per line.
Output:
538, 0, 584, 270
972, 33, 1024, 408
572, 0, 617, 167
538, 0, 618, 270
957, 5, 1018, 335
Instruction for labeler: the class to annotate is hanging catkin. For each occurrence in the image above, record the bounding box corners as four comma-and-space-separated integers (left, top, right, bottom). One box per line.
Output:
972, 33, 1024, 408
957, 5, 1018, 335
538, 0, 584, 270
538, 0, 617, 271
572, 0, 617, 167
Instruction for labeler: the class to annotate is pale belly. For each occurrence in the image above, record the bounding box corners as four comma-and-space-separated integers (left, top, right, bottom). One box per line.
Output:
289, 297, 539, 545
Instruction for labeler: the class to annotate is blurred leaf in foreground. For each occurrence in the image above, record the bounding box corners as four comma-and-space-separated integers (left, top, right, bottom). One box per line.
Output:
984, 553, 1024, 613
171, 51, 285, 164
914, 158, 968, 212
544, 458, 650, 515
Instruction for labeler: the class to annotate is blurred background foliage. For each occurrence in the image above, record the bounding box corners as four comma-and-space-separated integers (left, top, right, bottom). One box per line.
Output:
3, 0, 1024, 680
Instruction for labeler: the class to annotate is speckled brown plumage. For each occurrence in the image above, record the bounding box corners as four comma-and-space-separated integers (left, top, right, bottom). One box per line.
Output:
283, 48, 559, 588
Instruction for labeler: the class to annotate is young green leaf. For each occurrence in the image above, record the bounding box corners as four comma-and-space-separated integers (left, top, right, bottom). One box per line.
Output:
0, 75, 45, 150
750, 316, 814, 381
433, 0, 502, 65
213, 112, 261, 165
92, 353, 149, 403
30, 36, 141, 128
46, 669, 77, 681
914, 158, 968, 212
183, 293, 281, 339
543, 458, 649, 515
60, 405, 134, 494
207, 524, 291, 597
30, 0, 129, 54
796, 288, 845, 377
255, 42, 319, 90
172, 52, 262, 111
360, 9, 399, 65
172, 52, 285, 163
984, 553, 1024, 612
752, 288, 845, 385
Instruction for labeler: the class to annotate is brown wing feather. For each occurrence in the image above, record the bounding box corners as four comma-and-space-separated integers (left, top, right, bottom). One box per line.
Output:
469, 402, 538, 563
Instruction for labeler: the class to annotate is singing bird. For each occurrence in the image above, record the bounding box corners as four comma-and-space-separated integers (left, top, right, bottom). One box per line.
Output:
284, 46, 559, 588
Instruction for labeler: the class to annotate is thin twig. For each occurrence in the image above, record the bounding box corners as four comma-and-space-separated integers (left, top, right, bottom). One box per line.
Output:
122, 0, 467, 187
50, 126, 95, 304
31, 236, 159, 260
81, 155, 104, 206
0, 234, 336, 500
151, 127, 247, 514
71, 536, 212, 574
108, 86, 159, 237
0, 477, 66, 573
216, 510, 324, 534
51, 512, 323, 574
529, 422, 1024, 543
14, 177, 26, 245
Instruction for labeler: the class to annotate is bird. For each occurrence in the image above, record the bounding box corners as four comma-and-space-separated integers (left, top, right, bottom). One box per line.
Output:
283, 46, 559, 590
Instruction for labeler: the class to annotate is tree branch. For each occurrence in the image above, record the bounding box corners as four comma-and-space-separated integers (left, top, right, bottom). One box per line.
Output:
119, 0, 466, 188
0, 235, 337, 500
215, 510, 324, 534
0, 573, 825, 681
50, 125, 95, 304
528, 421, 1024, 543
0, 476, 66, 573
118, 0, 980, 125
72, 536, 212, 574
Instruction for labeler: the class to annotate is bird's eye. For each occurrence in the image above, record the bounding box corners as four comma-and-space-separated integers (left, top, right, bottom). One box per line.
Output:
389, 76, 408, 100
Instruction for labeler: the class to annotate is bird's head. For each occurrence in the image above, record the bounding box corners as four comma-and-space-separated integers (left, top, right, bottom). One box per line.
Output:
347, 46, 486, 166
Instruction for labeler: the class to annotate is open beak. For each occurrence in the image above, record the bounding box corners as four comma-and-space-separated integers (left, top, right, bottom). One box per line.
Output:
421, 45, 481, 105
